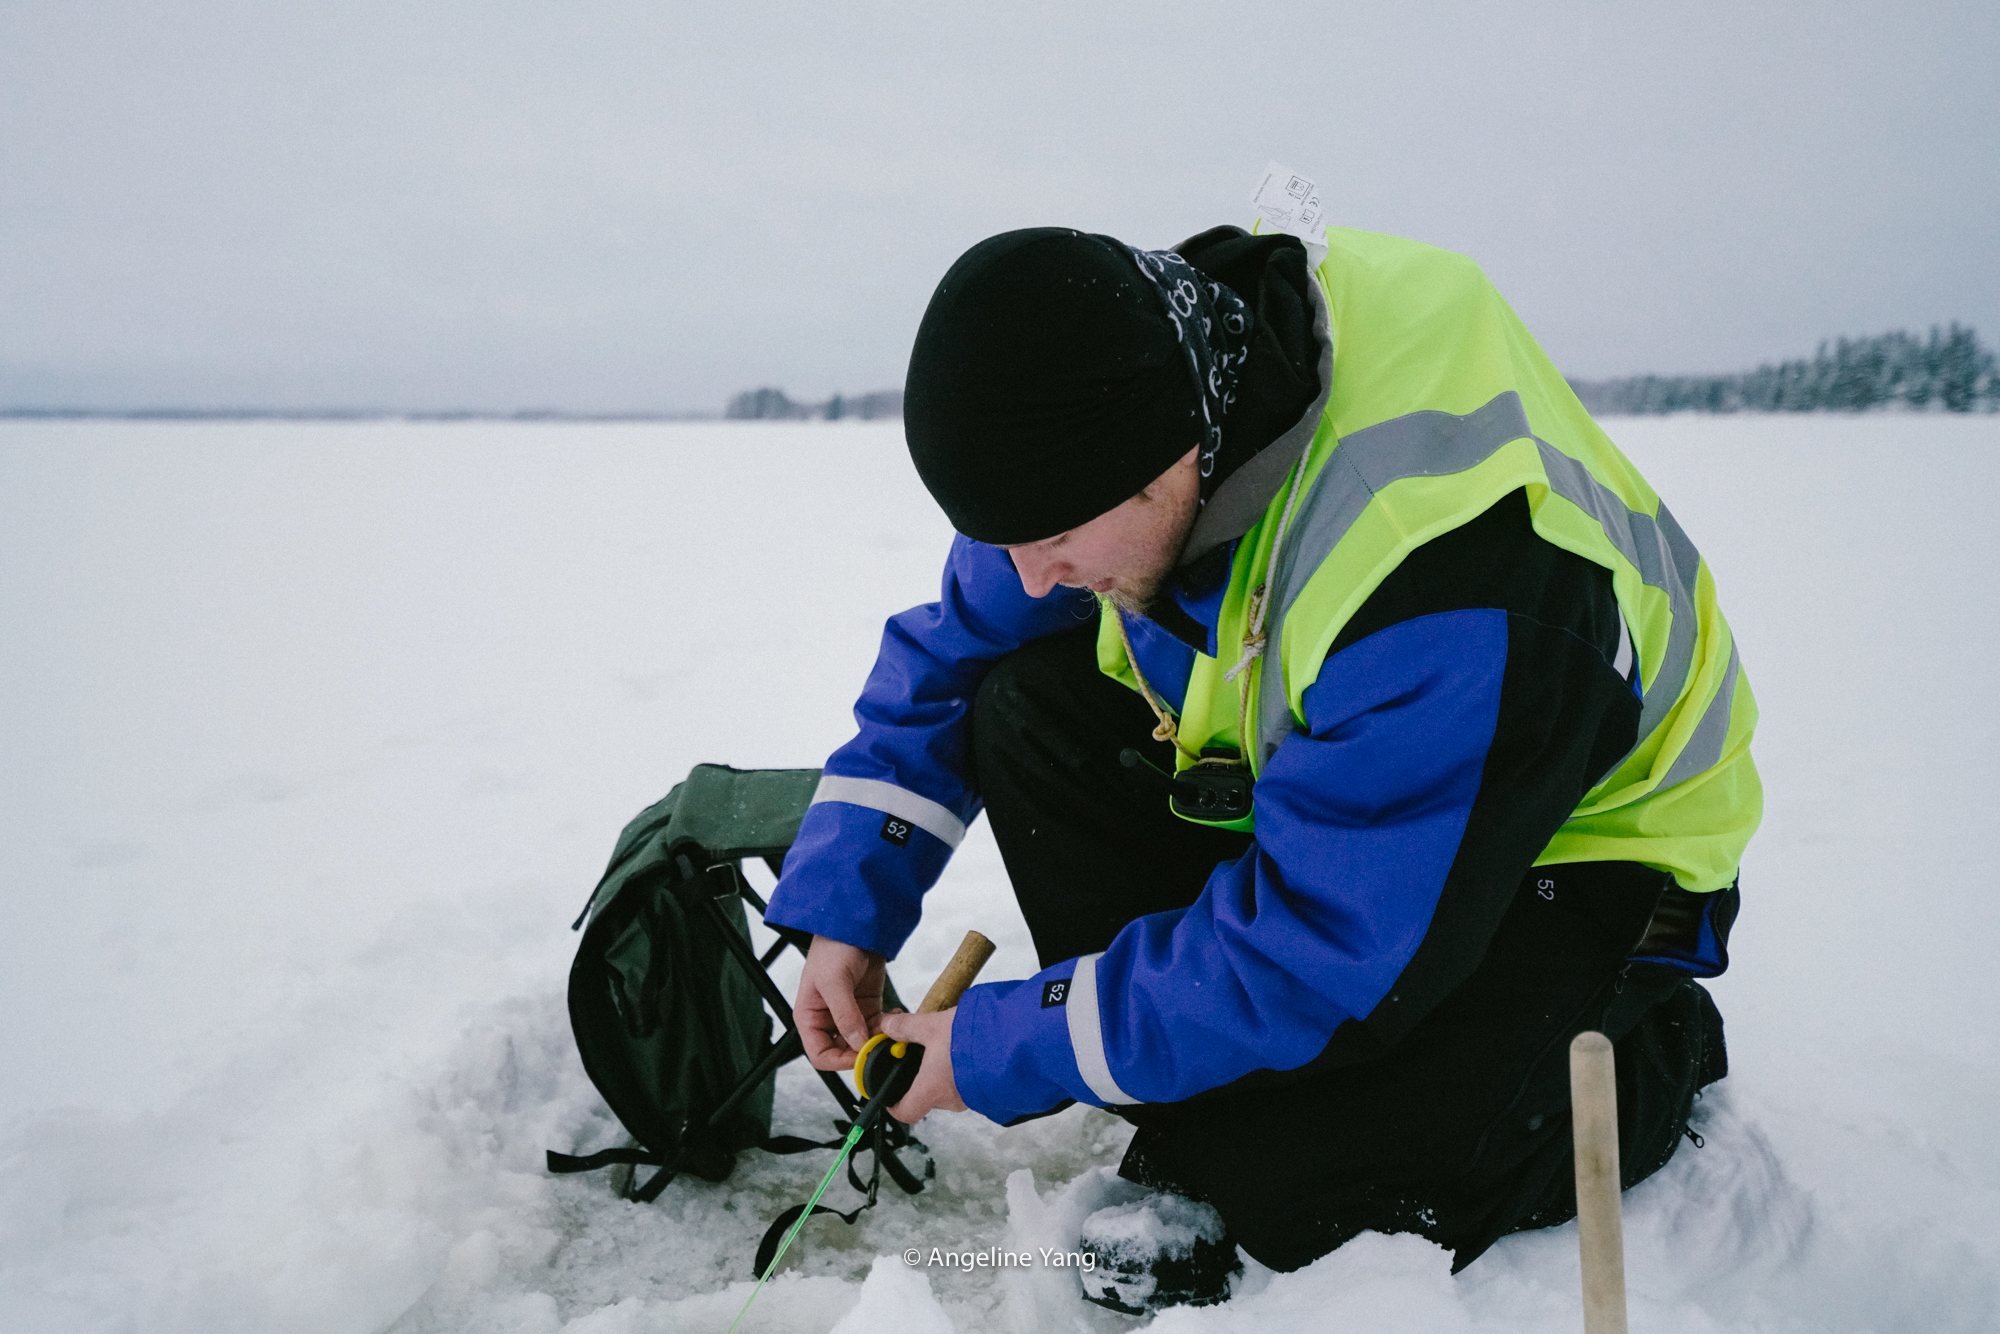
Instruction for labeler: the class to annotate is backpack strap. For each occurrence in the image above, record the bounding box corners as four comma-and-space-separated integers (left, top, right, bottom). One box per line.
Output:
753, 1200, 873, 1278
747, 1118, 920, 1278
544, 1131, 846, 1177
745, 1118, 940, 1277
760, 1134, 852, 1155
544, 1146, 665, 1173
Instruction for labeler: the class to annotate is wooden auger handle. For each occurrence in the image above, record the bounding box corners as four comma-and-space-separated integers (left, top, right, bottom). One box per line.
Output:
915, 930, 996, 1013
1571, 1030, 1628, 1334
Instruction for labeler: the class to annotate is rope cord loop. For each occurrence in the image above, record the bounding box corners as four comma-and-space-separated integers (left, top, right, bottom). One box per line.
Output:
1113, 603, 1203, 760
1222, 584, 1269, 683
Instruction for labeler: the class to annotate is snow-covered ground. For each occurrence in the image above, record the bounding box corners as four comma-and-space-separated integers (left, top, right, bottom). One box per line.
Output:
2, 414, 1995, 1333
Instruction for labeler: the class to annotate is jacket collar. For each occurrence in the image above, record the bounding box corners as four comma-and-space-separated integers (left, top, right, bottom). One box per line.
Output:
1178, 274, 1334, 568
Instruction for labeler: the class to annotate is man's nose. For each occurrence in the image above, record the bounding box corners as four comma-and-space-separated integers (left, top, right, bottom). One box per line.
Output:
1009, 547, 1066, 598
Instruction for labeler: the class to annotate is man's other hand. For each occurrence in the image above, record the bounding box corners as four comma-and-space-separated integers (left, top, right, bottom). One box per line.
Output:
879, 1008, 965, 1123
796, 935, 887, 1071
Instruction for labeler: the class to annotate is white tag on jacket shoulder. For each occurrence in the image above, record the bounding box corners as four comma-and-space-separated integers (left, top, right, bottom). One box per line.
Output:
1251, 162, 1328, 260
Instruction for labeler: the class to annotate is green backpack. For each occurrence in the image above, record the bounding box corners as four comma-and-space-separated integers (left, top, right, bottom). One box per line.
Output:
548, 763, 930, 1209
551, 764, 816, 1197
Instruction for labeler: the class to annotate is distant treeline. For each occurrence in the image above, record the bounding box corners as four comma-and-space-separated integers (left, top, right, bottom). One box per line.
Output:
725, 387, 904, 421
1571, 324, 2000, 416
0, 407, 713, 422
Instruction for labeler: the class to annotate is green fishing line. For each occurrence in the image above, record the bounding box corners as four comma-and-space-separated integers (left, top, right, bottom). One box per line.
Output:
723, 1119, 869, 1334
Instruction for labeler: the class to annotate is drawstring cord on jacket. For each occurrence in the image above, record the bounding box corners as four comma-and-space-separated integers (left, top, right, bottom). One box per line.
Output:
1223, 450, 1311, 753
1114, 605, 1203, 761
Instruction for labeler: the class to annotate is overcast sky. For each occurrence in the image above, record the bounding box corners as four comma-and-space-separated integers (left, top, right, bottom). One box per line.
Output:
3, 1, 1995, 412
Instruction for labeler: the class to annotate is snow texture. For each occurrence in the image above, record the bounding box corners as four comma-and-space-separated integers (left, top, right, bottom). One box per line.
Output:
1, 415, 1996, 1332
1082, 1193, 1227, 1261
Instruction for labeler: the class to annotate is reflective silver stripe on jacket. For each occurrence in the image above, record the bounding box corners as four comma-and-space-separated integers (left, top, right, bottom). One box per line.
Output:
1254, 390, 1726, 785
808, 775, 968, 849
1530, 439, 1701, 760
1655, 639, 1740, 791
1065, 952, 1138, 1105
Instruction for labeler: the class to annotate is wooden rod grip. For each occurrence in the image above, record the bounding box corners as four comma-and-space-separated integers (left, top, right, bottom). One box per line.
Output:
1570, 1030, 1628, 1334
915, 931, 996, 1013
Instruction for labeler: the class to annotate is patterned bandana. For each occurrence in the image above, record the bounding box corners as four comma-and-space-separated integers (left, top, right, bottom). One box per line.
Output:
1125, 246, 1254, 493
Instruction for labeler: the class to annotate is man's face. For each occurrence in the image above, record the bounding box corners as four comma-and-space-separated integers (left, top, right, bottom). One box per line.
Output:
1001, 447, 1201, 613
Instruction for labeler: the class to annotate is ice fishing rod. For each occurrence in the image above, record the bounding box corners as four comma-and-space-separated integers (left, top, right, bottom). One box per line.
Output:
724, 929, 996, 1334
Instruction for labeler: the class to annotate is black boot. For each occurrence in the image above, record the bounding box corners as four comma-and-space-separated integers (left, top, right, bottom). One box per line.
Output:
1078, 1192, 1242, 1314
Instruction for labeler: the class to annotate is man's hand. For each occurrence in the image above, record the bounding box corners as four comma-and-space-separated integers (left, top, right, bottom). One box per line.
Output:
796, 935, 887, 1071
879, 1007, 965, 1123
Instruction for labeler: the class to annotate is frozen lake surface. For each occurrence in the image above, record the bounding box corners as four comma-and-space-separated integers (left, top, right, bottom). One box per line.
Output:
2, 415, 1996, 1332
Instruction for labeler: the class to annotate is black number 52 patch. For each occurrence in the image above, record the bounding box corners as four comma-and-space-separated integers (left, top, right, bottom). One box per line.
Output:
1041, 979, 1069, 1008
879, 814, 913, 847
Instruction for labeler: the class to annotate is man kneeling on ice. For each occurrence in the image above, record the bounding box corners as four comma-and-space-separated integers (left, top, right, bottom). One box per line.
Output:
762, 223, 1760, 1311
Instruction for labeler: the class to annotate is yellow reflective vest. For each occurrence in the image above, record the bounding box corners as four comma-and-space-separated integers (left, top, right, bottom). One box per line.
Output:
1097, 227, 1760, 892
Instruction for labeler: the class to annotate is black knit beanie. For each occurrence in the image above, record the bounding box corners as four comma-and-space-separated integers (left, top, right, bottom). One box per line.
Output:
903, 229, 1203, 546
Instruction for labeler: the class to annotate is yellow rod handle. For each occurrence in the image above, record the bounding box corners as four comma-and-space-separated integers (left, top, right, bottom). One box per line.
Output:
915, 931, 996, 1013
1570, 1030, 1628, 1334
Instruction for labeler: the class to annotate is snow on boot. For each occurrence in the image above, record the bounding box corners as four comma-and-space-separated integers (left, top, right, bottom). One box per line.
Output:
1077, 1191, 1241, 1314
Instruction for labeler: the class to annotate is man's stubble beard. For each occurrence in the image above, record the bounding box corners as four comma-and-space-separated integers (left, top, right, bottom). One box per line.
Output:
1097, 452, 1203, 620
1108, 579, 1170, 619
1107, 517, 1198, 620
1106, 588, 1146, 616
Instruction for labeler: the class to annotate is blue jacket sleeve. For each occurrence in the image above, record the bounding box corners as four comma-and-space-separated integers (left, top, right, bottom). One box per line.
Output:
763, 534, 1093, 957
953, 609, 1512, 1120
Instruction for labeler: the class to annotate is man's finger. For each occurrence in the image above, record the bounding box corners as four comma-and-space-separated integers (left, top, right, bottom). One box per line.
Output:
796, 985, 862, 1069
822, 981, 872, 1053
878, 1010, 939, 1044
884, 1043, 930, 1123
879, 1008, 962, 1123
888, 1048, 963, 1123
798, 1014, 850, 1069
